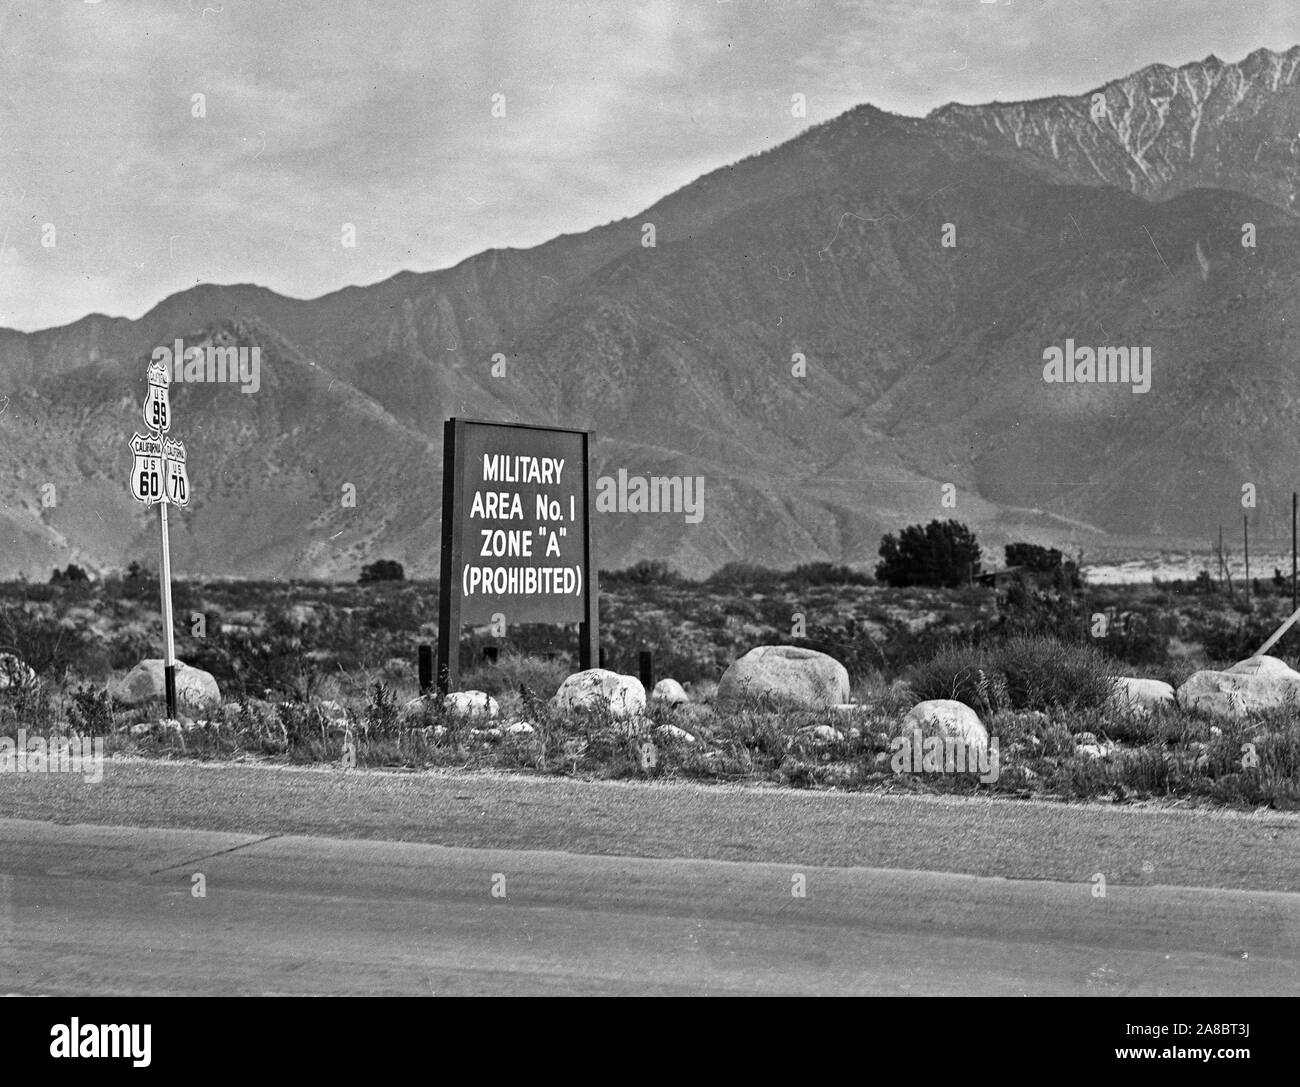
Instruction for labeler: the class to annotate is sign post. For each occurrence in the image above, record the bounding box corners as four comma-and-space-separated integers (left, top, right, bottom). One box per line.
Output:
127, 361, 191, 720
437, 418, 596, 695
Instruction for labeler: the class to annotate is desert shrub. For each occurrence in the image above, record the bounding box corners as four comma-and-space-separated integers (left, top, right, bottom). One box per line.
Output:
13, 582, 58, 603
704, 562, 784, 594
108, 630, 157, 671
790, 630, 886, 684
0, 604, 83, 677
0, 676, 57, 730
221, 603, 372, 699
905, 635, 1113, 714
994, 635, 1114, 713
785, 562, 873, 588
1091, 611, 1171, 666
775, 756, 817, 788
993, 581, 1087, 641
274, 700, 344, 758
1198, 615, 1279, 665
362, 681, 401, 736
458, 651, 570, 701
65, 683, 117, 736
903, 641, 1005, 714
602, 560, 687, 587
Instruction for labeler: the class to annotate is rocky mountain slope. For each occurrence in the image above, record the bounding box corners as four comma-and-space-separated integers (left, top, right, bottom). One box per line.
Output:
2, 46, 1298, 580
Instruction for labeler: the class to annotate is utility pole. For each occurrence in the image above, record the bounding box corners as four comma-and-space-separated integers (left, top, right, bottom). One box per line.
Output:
1217, 525, 1235, 601
1217, 526, 1225, 593
1244, 514, 1250, 604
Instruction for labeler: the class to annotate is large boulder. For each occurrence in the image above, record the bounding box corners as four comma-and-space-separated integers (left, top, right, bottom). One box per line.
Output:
551, 669, 646, 719
1226, 655, 1298, 678
900, 699, 989, 750
0, 653, 36, 690
715, 645, 850, 709
110, 659, 221, 711
1176, 655, 1300, 718
1110, 677, 1176, 716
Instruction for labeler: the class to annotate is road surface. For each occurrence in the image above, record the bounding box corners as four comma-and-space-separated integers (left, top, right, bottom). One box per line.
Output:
2, 817, 1296, 995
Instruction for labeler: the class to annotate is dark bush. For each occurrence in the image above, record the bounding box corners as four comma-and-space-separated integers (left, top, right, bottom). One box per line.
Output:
50, 564, 90, 584
602, 560, 686, 587
704, 562, 784, 593
785, 562, 873, 588
877, 520, 981, 588
359, 560, 405, 584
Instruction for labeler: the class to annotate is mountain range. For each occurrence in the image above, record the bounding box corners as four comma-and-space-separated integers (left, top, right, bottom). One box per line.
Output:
2, 45, 1299, 580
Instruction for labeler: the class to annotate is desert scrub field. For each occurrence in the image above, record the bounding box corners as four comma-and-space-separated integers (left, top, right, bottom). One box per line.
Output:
1, 655, 1297, 810
1, 564, 1298, 810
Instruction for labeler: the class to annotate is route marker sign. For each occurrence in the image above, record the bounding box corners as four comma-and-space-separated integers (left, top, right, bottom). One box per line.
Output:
128, 432, 166, 506
436, 418, 597, 694
163, 437, 189, 508
143, 360, 171, 433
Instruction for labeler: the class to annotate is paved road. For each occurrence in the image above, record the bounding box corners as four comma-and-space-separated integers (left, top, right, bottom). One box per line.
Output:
2, 817, 1296, 995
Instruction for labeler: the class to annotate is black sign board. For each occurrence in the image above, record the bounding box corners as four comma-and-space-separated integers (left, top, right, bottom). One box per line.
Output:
436, 418, 598, 693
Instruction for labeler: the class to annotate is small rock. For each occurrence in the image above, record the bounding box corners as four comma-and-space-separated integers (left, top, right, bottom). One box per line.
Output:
650, 678, 690, 706
654, 723, 696, 744
1110, 677, 1175, 717
443, 690, 500, 719
796, 724, 843, 744
506, 721, 536, 736
901, 700, 988, 750
0, 653, 37, 690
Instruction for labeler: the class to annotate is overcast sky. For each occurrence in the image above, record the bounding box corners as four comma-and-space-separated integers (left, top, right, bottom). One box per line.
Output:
1, 0, 1297, 332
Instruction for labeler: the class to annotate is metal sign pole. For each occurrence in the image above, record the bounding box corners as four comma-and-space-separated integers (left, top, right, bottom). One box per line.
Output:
158, 498, 176, 719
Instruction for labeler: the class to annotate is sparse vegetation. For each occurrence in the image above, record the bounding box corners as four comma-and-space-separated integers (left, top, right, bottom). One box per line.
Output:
1, 562, 1299, 810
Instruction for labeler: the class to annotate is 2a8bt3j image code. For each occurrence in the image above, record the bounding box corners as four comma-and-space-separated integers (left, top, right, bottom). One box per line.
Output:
1126, 1024, 1250, 1039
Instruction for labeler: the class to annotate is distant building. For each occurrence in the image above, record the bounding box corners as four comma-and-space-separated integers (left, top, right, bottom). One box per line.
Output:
977, 565, 1021, 589
977, 565, 1060, 602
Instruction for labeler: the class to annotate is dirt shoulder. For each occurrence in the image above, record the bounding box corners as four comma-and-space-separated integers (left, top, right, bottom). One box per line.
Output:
1, 756, 1296, 892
